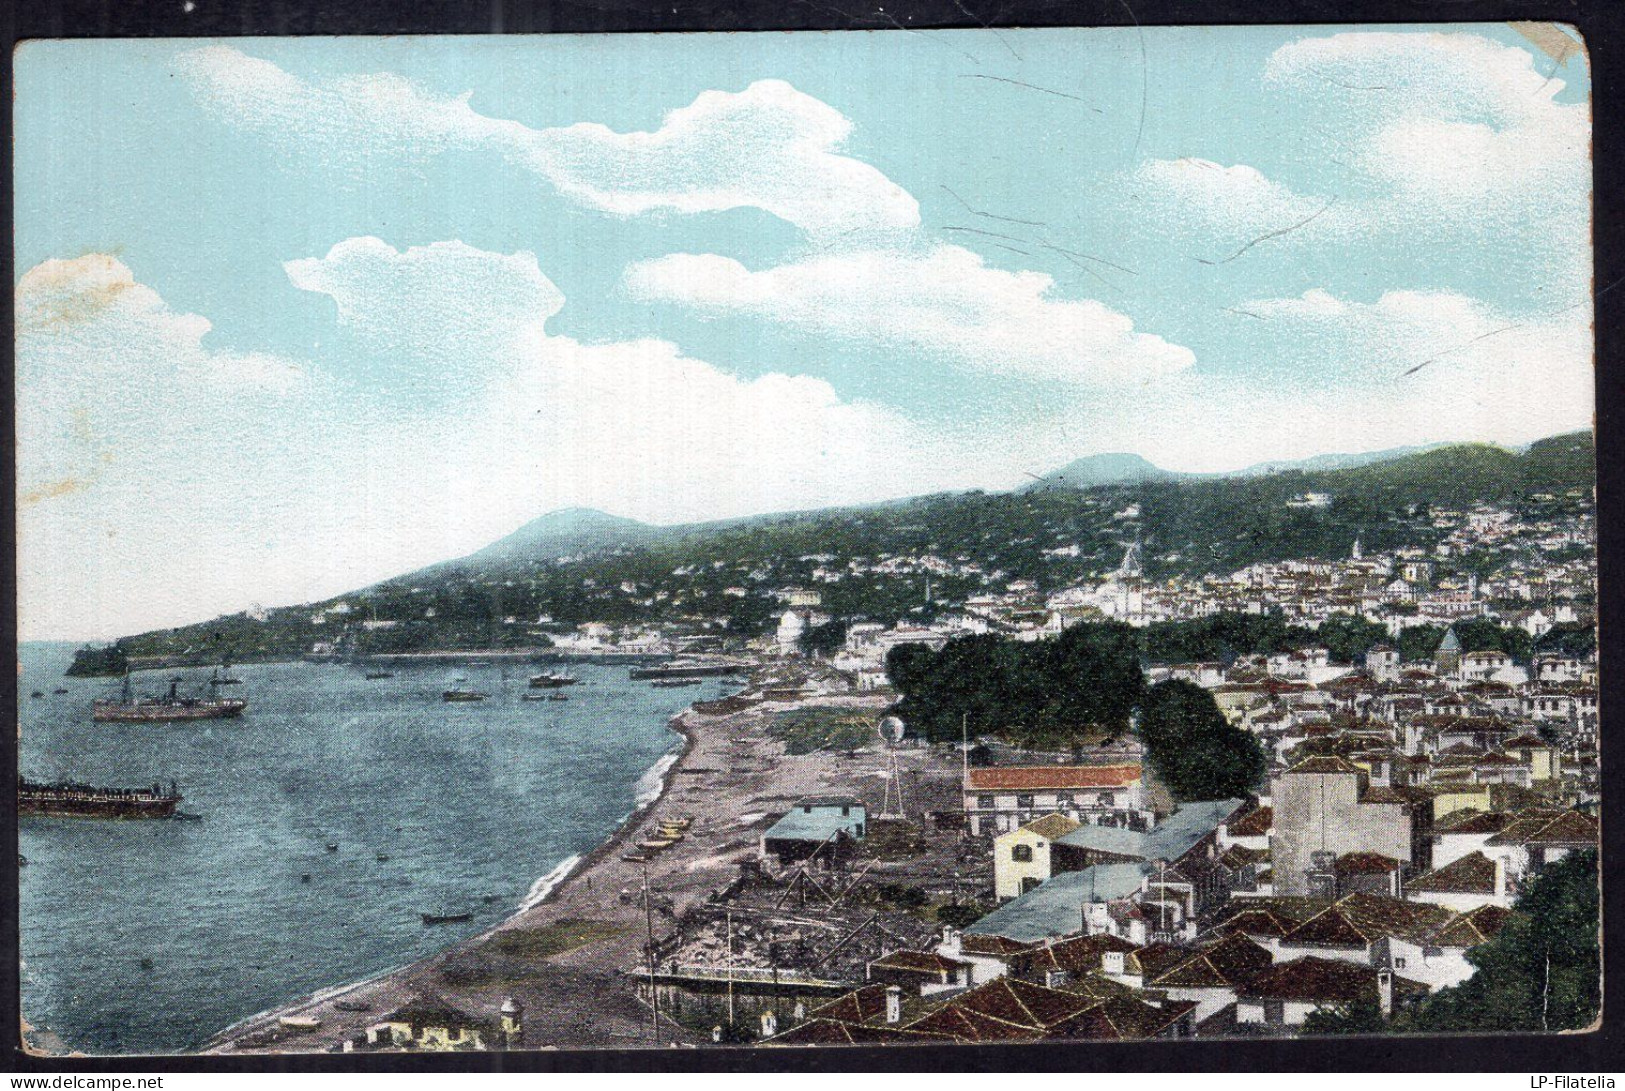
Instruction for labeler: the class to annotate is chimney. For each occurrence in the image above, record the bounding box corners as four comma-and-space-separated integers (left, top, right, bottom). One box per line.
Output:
884, 985, 903, 1024
1377, 967, 1394, 1017
759, 1010, 778, 1039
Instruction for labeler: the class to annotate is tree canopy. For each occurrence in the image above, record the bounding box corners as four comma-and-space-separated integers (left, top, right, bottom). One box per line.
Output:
884, 623, 1145, 746
1137, 680, 1268, 801
797, 619, 849, 657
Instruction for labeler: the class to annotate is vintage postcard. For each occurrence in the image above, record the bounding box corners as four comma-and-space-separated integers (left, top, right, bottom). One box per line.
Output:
13, 24, 1598, 1059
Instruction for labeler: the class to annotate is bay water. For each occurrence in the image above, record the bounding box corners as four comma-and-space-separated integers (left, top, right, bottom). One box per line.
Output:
17, 642, 712, 1055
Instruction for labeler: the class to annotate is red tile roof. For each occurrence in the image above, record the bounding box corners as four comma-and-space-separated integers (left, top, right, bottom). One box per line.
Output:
765, 1019, 939, 1046
1407, 852, 1499, 895
1431, 904, 1513, 947
869, 950, 970, 976
1487, 810, 1598, 847
1240, 957, 1427, 1003
1226, 806, 1273, 837
967, 765, 1142, 791
1335, 852, 1404, 876
1285, 756, 1366, 775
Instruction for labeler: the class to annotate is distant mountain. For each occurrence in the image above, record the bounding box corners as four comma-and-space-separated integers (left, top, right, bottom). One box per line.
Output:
1024, 453, 1177, 490
1026, 442, 1449, 491
459, 507, 666, 567
1232, 443, 1444, 477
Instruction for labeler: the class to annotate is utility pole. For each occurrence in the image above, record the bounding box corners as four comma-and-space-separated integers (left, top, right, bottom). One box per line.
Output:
642, 861, 660, 1043
726, 908, 736, 1032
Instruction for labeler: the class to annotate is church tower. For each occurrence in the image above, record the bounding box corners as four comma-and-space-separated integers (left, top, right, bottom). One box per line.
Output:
1435, 625, 1463, 677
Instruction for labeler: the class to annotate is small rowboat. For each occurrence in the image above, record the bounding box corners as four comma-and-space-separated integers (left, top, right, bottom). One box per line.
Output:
421, 911, 474, 925
280, 1015, 322, 1031
638, 838, 675, 851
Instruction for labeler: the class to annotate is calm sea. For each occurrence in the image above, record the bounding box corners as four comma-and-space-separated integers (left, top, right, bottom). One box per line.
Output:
17, 642, 712, 1055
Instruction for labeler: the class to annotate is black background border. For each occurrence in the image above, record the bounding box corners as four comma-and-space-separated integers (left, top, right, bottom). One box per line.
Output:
1, 0, 1620, 1074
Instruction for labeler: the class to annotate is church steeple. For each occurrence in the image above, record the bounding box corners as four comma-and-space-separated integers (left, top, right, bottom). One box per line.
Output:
1351, 535, 1363, 561
1117, 536, 1143, 581
1435, 624, 1463, 676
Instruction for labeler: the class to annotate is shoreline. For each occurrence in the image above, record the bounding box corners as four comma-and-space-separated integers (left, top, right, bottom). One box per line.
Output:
200, 689, 905, 1055
198, 707, 701, 1054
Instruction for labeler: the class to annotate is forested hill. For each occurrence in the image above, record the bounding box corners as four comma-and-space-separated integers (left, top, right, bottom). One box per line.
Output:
111, 432, 1594, 663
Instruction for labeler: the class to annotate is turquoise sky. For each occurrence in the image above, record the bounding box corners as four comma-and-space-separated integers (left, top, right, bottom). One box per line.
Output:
14, 26, 1594, 638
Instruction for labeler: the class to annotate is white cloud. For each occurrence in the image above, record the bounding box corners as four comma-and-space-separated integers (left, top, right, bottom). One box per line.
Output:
1265, 31, 1589, 219
1110, 287, 1593, 471
624, 245, 1195, 385
16, 243, 975, 640
178, 45, 1186, 386
16, 255, 315, 641
1127, 158, 1327, 256
1127, 31, 1589, 287
178, 47, 918, 241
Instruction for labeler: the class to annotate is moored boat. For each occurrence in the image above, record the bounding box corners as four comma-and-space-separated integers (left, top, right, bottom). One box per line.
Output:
93, 676, 246, 723
420, 911, 473, 925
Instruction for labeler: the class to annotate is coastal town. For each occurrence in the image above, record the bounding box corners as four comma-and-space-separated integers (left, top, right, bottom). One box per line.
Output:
198, 478, 1600, 1053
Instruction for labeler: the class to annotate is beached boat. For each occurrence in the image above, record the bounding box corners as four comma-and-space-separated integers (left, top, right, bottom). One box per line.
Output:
279, 1015, 322, 1031
638, 838, 676, 851
333, 1000, 372, 1013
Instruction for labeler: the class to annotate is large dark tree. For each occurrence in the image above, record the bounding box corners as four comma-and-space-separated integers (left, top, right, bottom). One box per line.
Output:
1137, 680, 1267, 801
1315, 614, 1392, 665
797, 620, 849, 657
1031, 622, 1145, 736
884, 642, 937, 695
883, 624, 1145, 745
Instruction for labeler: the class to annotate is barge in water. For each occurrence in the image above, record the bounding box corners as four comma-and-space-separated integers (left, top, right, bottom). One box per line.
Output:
628, 657, 752, 681
18, 776, 182, 819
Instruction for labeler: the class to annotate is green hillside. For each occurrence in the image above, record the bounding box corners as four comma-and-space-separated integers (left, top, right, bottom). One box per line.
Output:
105, 432, 1594, 667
